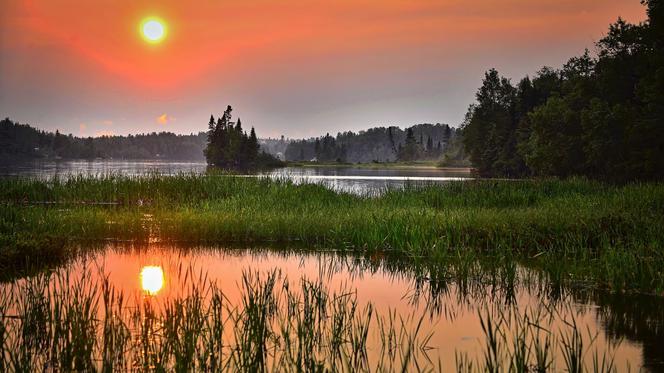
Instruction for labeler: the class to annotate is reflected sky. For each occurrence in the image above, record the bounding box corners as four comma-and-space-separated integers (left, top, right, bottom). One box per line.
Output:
0, 160, 473, 195
6, 244, 657, 371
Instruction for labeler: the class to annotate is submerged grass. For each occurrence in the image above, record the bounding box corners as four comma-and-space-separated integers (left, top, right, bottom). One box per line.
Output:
0, 257, 633, 372
0, 267, 437, 372
1, 174, 663, 291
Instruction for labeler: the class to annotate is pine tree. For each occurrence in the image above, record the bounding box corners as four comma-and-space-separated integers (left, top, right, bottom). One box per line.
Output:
235, 117, 242, 133
248, 127, 259, 163
443, 125, 451, 144
388, 127, 397, 156
205, 105, 277, 169
398, 128, 418, 161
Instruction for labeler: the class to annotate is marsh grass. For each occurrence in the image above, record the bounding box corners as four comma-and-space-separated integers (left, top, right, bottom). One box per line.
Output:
0, 266, 438, 372
456, 304, 620, 373
0, 252, 631, 372
1, 174, 663, 291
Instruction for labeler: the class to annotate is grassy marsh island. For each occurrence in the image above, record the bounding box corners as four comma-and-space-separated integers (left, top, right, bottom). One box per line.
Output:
2, 174, 663, 293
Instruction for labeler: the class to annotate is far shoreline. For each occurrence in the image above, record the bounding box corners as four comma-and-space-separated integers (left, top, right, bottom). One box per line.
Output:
284, 160, 473, 172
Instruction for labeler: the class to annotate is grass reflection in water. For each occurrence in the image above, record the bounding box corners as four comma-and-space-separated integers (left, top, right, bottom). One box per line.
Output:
1, 246, 659, 372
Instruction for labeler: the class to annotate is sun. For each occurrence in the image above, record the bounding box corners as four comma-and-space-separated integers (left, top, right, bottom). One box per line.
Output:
140, 17, 167, 44
140, 266, 164, 295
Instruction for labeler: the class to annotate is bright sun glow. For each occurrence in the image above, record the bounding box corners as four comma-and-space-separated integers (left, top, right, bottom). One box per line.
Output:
140, 18, 166, 43
140, 266, 164, 295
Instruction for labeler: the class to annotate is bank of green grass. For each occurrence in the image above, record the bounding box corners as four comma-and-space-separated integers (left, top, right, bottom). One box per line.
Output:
1, 175, 662, 291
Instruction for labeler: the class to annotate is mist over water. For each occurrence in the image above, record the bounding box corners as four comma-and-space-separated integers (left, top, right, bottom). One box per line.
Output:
0, 160, 473, 195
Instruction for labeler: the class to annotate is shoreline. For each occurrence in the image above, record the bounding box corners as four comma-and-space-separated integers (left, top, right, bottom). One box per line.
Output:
1, 175, 662, 293
284, 161, 473, 172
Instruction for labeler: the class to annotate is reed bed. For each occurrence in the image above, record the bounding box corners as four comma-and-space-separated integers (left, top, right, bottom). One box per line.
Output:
0, 258, 631, 372
1, 174, 663, 291
0, 267, 437, 372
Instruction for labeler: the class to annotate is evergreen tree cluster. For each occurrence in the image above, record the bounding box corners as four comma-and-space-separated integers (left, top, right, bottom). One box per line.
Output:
205, 106, 282, 169
284, 124, 455, 163
396, 127, 447, 161
0, 118, 207, 162
462, 0, 664, 181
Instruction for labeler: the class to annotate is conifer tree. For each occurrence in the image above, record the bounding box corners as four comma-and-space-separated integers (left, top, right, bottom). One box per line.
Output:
204, 105, 278, 169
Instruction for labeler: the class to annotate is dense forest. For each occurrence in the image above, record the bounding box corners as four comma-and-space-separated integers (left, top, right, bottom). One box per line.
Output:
0, 118, 207, 161
283, 123, 459, 163
462, 0, 664, 181
1, 118, 466, 166
205, 106, 283, 169
259, 136, 290, 161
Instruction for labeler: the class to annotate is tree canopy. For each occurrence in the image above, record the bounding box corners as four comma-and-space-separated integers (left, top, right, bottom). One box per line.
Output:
462, 0, 664, 181
284, 123, 456, 163
0, 118, 207, 162
204, 106, 282, 169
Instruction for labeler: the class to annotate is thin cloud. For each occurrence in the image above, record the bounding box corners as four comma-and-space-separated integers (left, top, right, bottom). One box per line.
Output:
156, 114, 175, 125
95, 130, 115, 137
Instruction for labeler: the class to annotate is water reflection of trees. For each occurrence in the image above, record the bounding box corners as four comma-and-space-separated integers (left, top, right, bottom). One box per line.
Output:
569, 290, 664, 372
252, 246, 664, 371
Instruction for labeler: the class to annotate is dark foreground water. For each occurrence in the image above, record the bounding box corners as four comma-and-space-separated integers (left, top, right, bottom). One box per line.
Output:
3, 245, 662, 371
0, 159, 473, 194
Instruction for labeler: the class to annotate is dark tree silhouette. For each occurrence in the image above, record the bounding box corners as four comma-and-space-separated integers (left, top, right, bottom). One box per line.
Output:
461, 0, 664, 181
0, 118, 208, 161
398, 128, 420, 161
284, 123, 456, 163
204, 105, 282, 169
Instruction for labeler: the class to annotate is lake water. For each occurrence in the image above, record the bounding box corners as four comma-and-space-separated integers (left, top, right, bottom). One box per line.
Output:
3, 245, 662, 371
0, 159, 473, 194
3, 160, 661, 370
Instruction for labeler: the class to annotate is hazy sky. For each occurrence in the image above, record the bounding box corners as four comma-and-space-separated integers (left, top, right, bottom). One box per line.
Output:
0, 0, 647, 138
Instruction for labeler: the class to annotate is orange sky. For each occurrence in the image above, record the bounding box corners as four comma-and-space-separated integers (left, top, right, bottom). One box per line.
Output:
0, 0, 647, 137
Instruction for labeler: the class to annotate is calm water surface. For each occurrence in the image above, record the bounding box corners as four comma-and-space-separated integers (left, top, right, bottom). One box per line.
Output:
5, 245, 662, 371
3, 160, 661, 370
0, 159, 473, 194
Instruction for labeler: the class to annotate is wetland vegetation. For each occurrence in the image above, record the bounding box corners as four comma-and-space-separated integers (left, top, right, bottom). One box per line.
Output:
2, 245, 662, 371
1, 2, 663, 370
1, 174, 662, 294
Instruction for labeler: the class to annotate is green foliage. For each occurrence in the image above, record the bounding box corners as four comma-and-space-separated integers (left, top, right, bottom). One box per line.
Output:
1, 175, 663, 292
462, 1, 664, 181
525, 96, 584, 176
284, 124, 454, 163
204, 106, 282, 169
397, 128, 419, 161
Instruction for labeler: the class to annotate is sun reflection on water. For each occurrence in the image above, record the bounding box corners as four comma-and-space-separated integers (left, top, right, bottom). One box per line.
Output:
140, 266, 164, 295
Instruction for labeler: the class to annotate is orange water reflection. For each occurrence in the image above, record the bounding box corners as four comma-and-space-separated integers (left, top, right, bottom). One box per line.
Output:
6, 244, 662, 371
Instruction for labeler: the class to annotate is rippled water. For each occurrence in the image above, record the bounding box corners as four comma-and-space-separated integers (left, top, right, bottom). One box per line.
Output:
0, 160, 473, 194
4, 245, 662, 371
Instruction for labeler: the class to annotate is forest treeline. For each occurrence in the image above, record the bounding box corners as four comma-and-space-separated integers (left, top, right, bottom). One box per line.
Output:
1, 117, 466, 166
283, 123, 460, 163
0, 118, 207, 161
205, 105, 283, 169
463, 0, 664, 181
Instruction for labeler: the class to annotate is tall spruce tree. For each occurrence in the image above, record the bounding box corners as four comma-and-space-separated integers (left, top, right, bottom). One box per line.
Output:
204, 105, 278, 169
